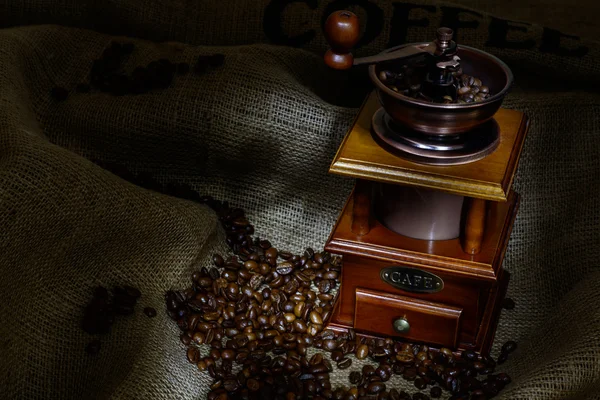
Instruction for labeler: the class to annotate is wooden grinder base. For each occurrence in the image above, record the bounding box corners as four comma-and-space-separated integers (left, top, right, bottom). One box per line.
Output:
322, 92, 529, 355
324, 186, 518, 355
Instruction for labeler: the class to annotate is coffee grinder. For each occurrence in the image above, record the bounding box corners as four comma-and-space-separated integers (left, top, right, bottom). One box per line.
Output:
322, 11, 529, 355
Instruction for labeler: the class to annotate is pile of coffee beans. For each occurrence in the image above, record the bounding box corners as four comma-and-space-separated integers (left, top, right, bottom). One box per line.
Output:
378, 64, 491, 104
168, 245, 514, 399
51, 41, 225, 101
164, 201, 515, 399
88, 162, 517, 399
81, 285, 155, 355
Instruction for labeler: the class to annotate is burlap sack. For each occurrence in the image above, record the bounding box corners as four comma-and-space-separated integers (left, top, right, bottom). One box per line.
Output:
0, 1, 599, 399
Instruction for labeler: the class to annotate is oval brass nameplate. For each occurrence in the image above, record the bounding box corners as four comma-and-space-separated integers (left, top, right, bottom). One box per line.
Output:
380, 266, 444, 294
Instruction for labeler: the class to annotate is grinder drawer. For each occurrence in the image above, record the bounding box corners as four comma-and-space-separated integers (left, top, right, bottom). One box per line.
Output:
354, 288, 463, 348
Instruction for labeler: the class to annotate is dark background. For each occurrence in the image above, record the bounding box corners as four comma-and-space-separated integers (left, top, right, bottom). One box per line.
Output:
447, 0, 598, 38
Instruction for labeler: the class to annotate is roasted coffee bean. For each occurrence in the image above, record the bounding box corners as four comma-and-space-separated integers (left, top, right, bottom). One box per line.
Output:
461, 350, 477, 361
331, 349, 344, 362
309, 363, 329, 374
283, 313, 296, 323
293, 319, 307, 333
210, 379, 223, 391
397, 352, 415, 364
367, 382, 386, 394
205, 329, 215, 344
221, 349, 235, 360
265, 247, 278, 259
304, 247, 315, 258
501, 340, 517, 353
213, 254, 224, 267
323, 339, 339, 351
439, 348, 454, 359
314, 253, 325, 264
349, 370, 361, 384
429, 386, 442, 398
180, 332, 192, 346
415, 351, 428, 362
403, 367, 417, 381
196, 360, 208, 372
473, 361, 485, 371
293, 301, 306, 318
223, 378, 238, 392
277, 262, 294, 275
222, 269, 237, 282
310, 353, 323, 365
309, 311, 323, 325
392, 364, 405, 376
323, 271, 338, 280
362, 365, 376, 376
379, 70, 402, 83
409, 83, 421, 93
376, 366, 390, 381
414, 377, 427, 390
337, 358, 352, 369
319, 329, 335, 340
283, 279, 299, 295
318, 280, 331, 293
496, 372, 511, 385
246, 378, 260, 392
187, 347, 200, 363
497, 351, 508, 365
144, 307, 157, 318
354, 344, 369, 360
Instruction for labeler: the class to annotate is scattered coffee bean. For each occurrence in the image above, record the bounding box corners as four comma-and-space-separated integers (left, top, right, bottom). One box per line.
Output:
497, 352, 508, 365
430, 386, 442, 398
187, 346, 200, 364
143, 307, 157, 318
461, 350, 477, 361
501, 341, 517, 354
349, 370, 361, 384
356, 344, 369, 360
367, 381, 386, 394
337, 358, 352, 369
414, 377, 426, 390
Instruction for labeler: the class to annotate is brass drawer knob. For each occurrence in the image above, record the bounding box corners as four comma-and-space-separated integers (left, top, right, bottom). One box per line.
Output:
393, 317, 410, 333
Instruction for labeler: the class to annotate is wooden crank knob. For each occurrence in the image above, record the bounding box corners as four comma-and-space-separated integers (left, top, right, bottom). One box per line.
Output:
324, 10, 360, 70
